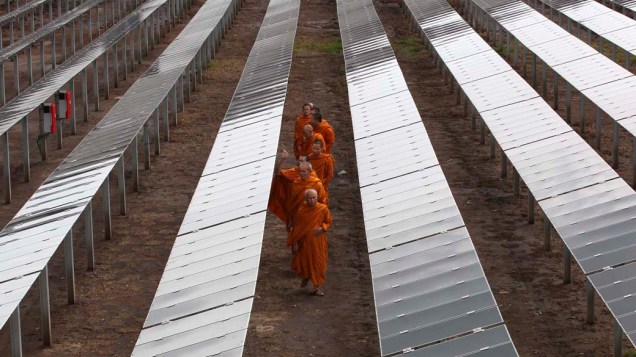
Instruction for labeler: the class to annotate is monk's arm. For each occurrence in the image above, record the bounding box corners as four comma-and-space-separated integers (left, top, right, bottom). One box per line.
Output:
324, 158, 334, 186
322, 206, 333, 232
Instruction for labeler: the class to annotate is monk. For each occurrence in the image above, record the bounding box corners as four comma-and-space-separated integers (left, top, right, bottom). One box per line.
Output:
268, 150, 315, 222
309, 140, 334, 189
287, 162, 328, 232
294, 124, 325, 158
294, 103, 313, 144
311, 113, 335, 154
289, 189, 332, 296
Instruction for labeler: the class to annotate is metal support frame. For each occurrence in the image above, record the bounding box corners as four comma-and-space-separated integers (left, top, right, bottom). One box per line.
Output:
132, 136, 139, 192
154, 108, 160, 154
102, 178, 112, 240
171, 85, 178, 125
563, 247, 571, 284
565, 82, 571, 123
64, 231, 75, 304
163, 97, 169, 141
21, 117, 30, 183
10, 306, 22, 357
528, 192, 535, 224
104, 52, 110, 99
543, 218, 550, 251
144, 122, 151, 169
85, 202, 95, 270
586, 279, 595, 325
114, 43, 119, 88
40, 266, 52, 346
3, 133, 11, 204
595, 106, 601, 149
579, 94, 586, 137
612, 121, 619, 169
93, 61, 100, 111
118, 156, 126, 215
513, 169, 520, 197
500, 148, 507, 178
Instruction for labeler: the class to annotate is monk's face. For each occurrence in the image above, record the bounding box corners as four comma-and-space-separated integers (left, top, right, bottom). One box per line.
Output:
297, 156, 308, 166
303, 126, 313, 138
303, 105, 311, 116
306, 191, 318, 207
311, 119, 320, 129
299, 165, 311, 180
311, 143, 322, 156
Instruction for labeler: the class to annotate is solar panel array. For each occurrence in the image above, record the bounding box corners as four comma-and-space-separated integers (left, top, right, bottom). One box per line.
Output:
466, 0, 636, 163
0, 0, 237, 347
337, 0, 518, 355
403, 0, 636, 348
0, 0, 51, 27
539, 0, 636, 60
131, 0, 299, 355
606, 0, 636, 15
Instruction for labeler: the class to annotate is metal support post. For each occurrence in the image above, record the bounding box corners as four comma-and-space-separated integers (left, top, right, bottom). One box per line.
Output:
553, 70, 558, 109
13, 55, 19, 94
10, 306, 22, 357
500, 149, 507, 177
154, 109, 160, 155
69, 79, 76, 134
40, 266, 52, 346
615, 319, 623, 357
93, 61, 99, 111
21, 117, 30, 183
532, 54, 537, 87
586, 279, 595, 324
566, 82, 571, 123
57, 120, 63, 149
528, 192, 535, 224
490, 137, 495, 159
40, 40, 45, 77
3, 133, 11, 204
163, 98, 170, 141
64, 231, 75, 304
563, 247, 571, 284
118, 157, 126, 215
580, 94, 586, 137
114, 44, 119, 88
123, 36, 127, 80
144, 122, 151, 170
84, 202, 95, 270
595, 106, 601, 149
172, 85, 177, 125
480, 119, 485, 144
513, 169, 520, 197
541, 62, 547, 97
103, 53, 109, 99
132, 136, 139, 192
612, 121, 619, 169
102, 177, 112, 239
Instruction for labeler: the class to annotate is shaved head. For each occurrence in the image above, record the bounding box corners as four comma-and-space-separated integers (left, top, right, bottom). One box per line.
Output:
305, 189, 318, 206
299, 162, 312, 179
303, 124, 313, 137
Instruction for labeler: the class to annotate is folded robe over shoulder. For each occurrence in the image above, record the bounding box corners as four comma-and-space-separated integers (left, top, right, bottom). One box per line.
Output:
268, 169, 326, 224
289, 202, 333, 286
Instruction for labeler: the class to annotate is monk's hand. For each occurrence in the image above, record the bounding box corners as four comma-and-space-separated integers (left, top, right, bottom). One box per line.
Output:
287, 220, 294, 232
292, 242, 299, 255
313, 227, 324, 236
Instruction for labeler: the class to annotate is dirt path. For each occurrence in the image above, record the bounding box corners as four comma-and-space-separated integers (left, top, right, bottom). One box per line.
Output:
243, 0, 380, 355
0, 0, 269, 355
374, 0, 634, 355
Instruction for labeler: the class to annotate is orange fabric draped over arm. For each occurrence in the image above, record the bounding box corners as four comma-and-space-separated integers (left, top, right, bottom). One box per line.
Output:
290, 202, 333, 287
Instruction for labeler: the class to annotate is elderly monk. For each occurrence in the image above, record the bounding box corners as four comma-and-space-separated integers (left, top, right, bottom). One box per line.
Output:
294, 103, 313, 144
290, 189, 332, 296
287, 162, 327, 230
309, 140, 334, 189
311, 113, 335, 154
269, 150, 315, 222
294, 124, 325, 158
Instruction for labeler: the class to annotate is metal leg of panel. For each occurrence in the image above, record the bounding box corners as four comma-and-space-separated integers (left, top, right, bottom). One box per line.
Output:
553, 71, 558, 109
40, 266, 52, 347
455, 83, 460, 104
513, 169, 520, 197
64, 232, 75, 304
144, 122, 150, 170
113, 43, 119, 88
93, 61, 99, 111
563, 248, 571, 284
543, 218, 550, 251
565, 82, 571, 123
27, 48, 32, 85
51, 33, 56, 70
102, 178, 111, 240
462, 95, 467, 117
528, 192, 535, 224
104, 53, 110, 100
118, 157, 126, 215
154, 109, 160, 155
532, 54, 537, 87
541, 62, 547, 97
132, 136, 139, 192
490, 137, 495, 159
612, 121, 619, 169
179, 75, 184, 110
626, 52, 630, 69
2, 133, 11, 204
479, 118, 485, 144
57, 121, 63, 149
586, 279, 595, 325
138, 25, 142, 63
13, 55, 19, 94
595, 106, 601, 149
21, 117, 30, 183
123, 36, 127, 80
40, 40, 45, 77
580, 94, 586, 137
471, 109, 476, 131
163, 98, 169, 141
522, 46, 527, 77
615, 320, 623, 357
10, 306, 22, 357
82, 69, 88, 121
172, 85, 177, 125
84, 202, 94, 270
187, 64, 192, 100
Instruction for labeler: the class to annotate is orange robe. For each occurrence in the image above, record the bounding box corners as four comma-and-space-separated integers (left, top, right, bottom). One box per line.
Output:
268, 169, 323, 224
289, 202, 332, 286
314, 120, 335, 154
310, 153, 335, 188
294, 132, 325, 157
294, 114, 313, 142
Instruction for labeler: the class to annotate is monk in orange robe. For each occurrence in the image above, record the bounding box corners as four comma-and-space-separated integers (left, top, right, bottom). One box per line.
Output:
311, 113, 335, 154
294, 103, 313, 144
294, 124, 325, 157
287, 162, 327, 232
309, 140, 334, 189
289, 188, 332, 296
268, 150, 314, 222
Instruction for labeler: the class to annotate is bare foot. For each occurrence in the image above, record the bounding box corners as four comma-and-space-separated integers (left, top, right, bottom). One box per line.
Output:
300, 278, 309, 288
312, 289, 325, 296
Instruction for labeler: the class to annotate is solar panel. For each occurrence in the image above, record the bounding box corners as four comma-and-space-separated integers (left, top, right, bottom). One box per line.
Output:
404, 0, 636, 351
0, 0, 239, 353
338, 0, 518, 354
131, 0, 299, 354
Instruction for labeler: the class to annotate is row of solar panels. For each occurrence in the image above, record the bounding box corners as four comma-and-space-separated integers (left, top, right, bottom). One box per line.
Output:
0, 0, 51, 27
541, 0, 636, 60
337, 0, 519, 355
466, 0, 636, 158
607, 0, 636, 15
404, 0, 636, 347
130, 0, 299, 355
0, 0, 235, 351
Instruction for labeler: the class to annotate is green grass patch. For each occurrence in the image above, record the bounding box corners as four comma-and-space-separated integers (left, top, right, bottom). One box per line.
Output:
393, 37, 425, 57
294, 37, 343, 55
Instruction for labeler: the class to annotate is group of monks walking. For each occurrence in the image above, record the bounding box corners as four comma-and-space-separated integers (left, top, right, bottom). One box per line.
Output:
268, 103, 336, 296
